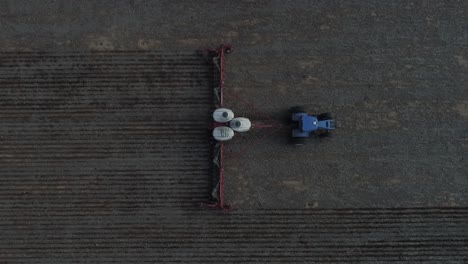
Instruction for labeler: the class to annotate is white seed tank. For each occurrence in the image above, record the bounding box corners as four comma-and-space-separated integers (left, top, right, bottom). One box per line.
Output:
230, 117, 251, 132
212, 108, 234, 123
212, 126, 235, 141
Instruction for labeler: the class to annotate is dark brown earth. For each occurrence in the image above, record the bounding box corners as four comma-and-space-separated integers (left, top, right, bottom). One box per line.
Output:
0, 1, 467, 263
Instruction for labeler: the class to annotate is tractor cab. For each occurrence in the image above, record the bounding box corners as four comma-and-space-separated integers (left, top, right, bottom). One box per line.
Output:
300, 114, 318, 132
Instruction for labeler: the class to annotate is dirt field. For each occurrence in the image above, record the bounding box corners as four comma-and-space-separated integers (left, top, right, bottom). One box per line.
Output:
0, 1, 467, 263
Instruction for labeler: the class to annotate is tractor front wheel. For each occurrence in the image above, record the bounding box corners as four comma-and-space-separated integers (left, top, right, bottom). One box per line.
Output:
317, 112, 332, 121
291, 137, 306, 146
317, 130, 333, 139
291, 106, 306, 114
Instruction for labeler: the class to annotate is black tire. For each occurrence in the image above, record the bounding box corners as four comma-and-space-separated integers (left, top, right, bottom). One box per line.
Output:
290, 106, 306, 113
317, 112, 332, 121
291, 137, 306, 145
317, 130, 333, 139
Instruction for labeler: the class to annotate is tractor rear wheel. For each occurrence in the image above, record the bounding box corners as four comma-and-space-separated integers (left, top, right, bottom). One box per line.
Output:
317, 112, 332, 121
291, 137, 306, 146
291, 106, 306, 113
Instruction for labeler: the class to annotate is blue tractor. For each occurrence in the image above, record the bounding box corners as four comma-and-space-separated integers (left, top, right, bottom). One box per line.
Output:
290, 106, 336, 145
